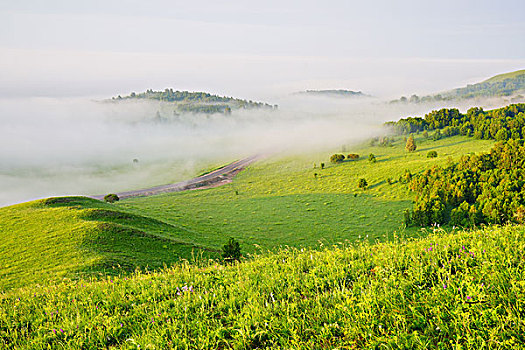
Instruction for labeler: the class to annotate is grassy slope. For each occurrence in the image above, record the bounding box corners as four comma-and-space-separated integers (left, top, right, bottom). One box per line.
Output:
0, 197, 217, 291
484, 69, 525, 83
1, 225, 524, 349
0, 134, 494, 291
118, 134, 494, 253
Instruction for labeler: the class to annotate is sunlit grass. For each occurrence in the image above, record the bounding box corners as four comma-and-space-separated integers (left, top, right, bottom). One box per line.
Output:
118, 134, 494, 252
1, 225, 523, 349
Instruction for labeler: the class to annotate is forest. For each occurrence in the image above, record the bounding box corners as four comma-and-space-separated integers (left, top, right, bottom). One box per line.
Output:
385, 103, 525, 140
113, 88, 276, 110
400, 122, 525, 227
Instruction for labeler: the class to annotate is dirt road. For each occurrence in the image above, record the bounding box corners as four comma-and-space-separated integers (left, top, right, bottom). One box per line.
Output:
90, 155, 262, 201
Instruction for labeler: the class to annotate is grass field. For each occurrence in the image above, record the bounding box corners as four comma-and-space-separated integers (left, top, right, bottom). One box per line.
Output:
2, 224, 524, 349
0, 133, 494, 291
117, 133, 494, 253
0, 197, 216, 291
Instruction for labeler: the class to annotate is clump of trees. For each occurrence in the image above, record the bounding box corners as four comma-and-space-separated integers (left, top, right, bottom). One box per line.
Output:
384, 104, 525, 142
347, 154, 360, 160
104, 194, 119, 203
406, 139, 525, 227
368, 154, 376, 163
330, 154, 345, 163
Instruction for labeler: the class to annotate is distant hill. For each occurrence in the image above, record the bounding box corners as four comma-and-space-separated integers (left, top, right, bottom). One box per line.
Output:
391, 69, 525, 104
296, 89, 369, 97
111, 89, 277, 115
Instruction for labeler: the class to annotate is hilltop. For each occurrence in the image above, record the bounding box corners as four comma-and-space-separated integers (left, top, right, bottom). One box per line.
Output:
111, 89, 277, 115
391, 69, 525, 103
296, 89, 369, 97
0, 197, 217, 291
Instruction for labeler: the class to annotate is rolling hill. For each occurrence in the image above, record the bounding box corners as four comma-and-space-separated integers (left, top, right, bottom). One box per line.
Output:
295, 89, 369, 98
0, 132, 494, 291
0, 197, 217, 291
391, 69, 525, 103
111, 89, 277, 115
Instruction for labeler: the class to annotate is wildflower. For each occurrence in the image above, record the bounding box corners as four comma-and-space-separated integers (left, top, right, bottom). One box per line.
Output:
443, 284, 447, 289
466, 296, 471, 300
60, 329, 64, 333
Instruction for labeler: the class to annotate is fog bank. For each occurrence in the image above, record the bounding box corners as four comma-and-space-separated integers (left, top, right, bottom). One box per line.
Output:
0, 93, 516, 207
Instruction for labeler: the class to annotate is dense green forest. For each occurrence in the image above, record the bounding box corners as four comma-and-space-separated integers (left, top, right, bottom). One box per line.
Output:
385, 103, 525, 227
391, 69, 525, 103
112, 89, 276, 114
405, 139, 525, 227
385, 103, 525, 140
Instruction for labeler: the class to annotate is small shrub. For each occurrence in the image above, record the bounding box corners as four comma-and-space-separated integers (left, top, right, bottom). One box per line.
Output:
320, 163, 325, 169
104, 194, 119, 203
433, 130, 442, 141
387, 177, 393, 185
222, 238, 242, 263
347, 153, 360, 160
398, 170, 412, 184
330, 154, 345, 163
422, 130, 429, 139
358, 178, 368, 190
427, 150, 438, 158
403, 209, 412, 226
368, 154, 376, 163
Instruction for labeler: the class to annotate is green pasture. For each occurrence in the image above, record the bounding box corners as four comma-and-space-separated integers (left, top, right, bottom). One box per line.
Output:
118, 134, 494, 253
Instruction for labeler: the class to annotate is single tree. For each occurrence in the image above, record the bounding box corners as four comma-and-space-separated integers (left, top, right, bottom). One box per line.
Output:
358, 178, 368, 190
405, 134, 417, 152
222, 238, 242, 263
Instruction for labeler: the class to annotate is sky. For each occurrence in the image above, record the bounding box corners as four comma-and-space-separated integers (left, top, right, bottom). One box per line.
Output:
1, 0, 524, 99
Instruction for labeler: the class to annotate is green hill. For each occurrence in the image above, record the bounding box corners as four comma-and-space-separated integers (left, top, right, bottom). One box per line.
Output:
483, 69, 525, 83
296, 89, 369, 97
111, 89, 277, 115
392, 69, 525, 103
0, 197, 217, 291
2, 224, 524, 349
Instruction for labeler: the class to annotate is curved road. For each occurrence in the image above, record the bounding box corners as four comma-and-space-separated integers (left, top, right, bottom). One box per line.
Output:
90, 155, 262, 201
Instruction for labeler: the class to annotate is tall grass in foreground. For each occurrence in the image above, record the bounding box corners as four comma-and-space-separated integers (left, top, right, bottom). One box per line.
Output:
1, 225, 524, 349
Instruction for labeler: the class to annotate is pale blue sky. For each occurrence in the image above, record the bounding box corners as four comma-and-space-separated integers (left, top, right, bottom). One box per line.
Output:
1, 0, 524, 98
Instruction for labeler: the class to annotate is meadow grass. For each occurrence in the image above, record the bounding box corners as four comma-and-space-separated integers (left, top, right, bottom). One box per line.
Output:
0, 197, 217, 291
1, 225, 523, 349
118, 134, 494, 253
0, 134, 494, 291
